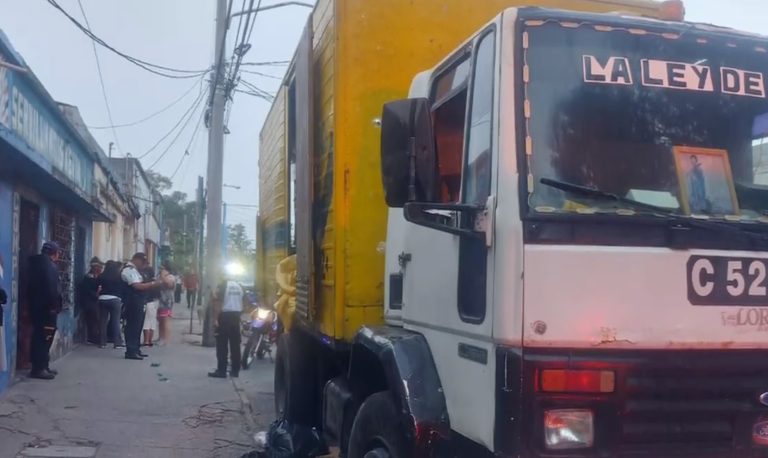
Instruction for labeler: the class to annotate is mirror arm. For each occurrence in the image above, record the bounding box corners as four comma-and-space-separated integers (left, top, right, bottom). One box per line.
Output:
403, 202, 485, 239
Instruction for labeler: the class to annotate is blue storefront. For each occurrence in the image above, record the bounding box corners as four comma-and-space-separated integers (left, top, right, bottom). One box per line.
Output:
0, 30, 106, 394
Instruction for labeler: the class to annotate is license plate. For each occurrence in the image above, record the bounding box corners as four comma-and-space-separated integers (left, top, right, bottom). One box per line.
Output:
688, 255, 768, 306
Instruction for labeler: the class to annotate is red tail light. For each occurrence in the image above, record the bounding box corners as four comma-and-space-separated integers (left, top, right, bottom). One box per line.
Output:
540, 369, 615, 394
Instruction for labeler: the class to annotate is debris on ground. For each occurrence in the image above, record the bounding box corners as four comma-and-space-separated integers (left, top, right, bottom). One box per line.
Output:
240, 419, 328, 458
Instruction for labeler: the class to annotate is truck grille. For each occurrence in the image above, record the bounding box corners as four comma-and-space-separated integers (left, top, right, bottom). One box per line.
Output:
620, 367, 768, 455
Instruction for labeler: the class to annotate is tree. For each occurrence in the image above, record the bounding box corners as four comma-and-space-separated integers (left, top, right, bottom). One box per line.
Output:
146, 170, 173, 193
227, 223, 253, 260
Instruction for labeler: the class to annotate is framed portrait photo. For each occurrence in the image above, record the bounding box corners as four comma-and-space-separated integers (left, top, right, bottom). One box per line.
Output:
673, 146, 739, 216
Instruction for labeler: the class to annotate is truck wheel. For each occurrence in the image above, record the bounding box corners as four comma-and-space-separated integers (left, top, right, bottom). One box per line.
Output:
274, 334, 289, 418
347, 392, 407, 458
274, 333, 314, 423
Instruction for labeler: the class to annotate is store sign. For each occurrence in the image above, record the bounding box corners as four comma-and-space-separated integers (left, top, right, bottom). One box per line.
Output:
0, 53, 90, 194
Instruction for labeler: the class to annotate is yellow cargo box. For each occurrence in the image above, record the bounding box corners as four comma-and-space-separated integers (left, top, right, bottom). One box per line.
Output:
258, 0, 666, 342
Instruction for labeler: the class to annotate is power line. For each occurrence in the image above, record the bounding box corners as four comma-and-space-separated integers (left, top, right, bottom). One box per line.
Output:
232, 0, 248, 50
226, 0, 257, 95
244, 0, 261, 45
229, 0, 260, 95
234, 88, 272, 102
240, 60, 290, 67
239, 80, 274, 101
88, 77, 202, 129
46, 0, 210, 79
241, 69, 282, 80
76, 0, 121, 154
148, 87, 209, 170
137, 81, 206, 160
170, 107, 206, 181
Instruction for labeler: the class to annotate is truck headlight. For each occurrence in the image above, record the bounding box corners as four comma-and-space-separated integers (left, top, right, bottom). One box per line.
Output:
544, 409, 594, 450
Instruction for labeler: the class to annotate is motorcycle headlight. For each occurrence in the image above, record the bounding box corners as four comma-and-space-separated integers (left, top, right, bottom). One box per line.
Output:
256, 308, 271, 320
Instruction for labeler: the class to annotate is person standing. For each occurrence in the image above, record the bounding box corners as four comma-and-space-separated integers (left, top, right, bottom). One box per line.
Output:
142, 266, 160, 348
27, 241, 63, 380
98, 261, 124, 349
174, 274, 182, 304
78, 257, 103, 345
156, 262, 176, 346
121, 253, 161, 360
208, 276, 247, 378
184, 269, 198, 309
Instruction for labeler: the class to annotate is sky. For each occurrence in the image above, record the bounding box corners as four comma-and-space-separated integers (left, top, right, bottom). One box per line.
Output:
0, 0, 764, 240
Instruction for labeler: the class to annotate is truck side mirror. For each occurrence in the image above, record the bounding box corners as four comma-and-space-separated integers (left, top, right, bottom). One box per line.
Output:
380, 98, 437, 207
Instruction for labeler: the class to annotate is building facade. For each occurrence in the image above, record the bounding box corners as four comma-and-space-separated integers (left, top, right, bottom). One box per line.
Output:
0, 30, 109, 392
109, 157, 163, 266
59, 104, 140, 264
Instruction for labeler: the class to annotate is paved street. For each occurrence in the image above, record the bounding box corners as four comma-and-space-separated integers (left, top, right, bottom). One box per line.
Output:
0, 309, 276, 458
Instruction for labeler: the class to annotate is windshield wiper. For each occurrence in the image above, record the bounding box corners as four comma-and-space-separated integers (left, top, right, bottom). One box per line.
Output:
539, 177, 768, 243
540, 178, 671, 214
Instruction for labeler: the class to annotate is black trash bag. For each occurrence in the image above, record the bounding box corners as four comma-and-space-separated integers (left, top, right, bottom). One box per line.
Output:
265, 419, 328, 458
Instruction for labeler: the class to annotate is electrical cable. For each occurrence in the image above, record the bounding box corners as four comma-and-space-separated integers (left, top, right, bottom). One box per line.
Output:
240, 69, 282, 80
244, 0, 261, 45
234, 88, 272, 102
76, 0, 122, 154
239, 80, 274, 100
148, 87, 209, 170
170, 106, 206, 181
88, 77, 202, 129
240, 60, 290, 67
137, 81, 206, 160
232, 0, 249, 58
46, 0, 209, 79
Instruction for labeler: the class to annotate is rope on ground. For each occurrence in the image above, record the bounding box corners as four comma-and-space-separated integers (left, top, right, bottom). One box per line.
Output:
182, 401, 243, 429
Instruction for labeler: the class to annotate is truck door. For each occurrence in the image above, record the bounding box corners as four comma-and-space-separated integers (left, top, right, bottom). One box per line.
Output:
401, 26, 498, 450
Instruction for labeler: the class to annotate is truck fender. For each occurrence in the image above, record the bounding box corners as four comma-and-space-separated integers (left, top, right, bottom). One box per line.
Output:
349, 326, 451, 447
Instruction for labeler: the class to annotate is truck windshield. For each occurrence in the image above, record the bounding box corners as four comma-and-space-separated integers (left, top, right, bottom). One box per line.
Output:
524, 19, 768, 222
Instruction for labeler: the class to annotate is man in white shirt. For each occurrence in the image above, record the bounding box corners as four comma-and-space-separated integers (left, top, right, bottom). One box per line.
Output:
121, 253, 162, 360
208, 276, 247, 378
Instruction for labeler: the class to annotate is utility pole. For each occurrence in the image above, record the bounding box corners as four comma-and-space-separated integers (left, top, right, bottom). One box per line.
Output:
191, 176, 204, 335
221, 202, 228, 262
203, 0, 228, 347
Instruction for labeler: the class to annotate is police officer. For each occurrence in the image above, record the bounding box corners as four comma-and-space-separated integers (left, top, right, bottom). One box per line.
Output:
208, 275, 247, 378
27, 241, 63, 380
121, 253, 162, 360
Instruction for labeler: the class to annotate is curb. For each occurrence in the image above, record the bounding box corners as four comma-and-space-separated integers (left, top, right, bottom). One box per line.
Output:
232, 378, 258, 443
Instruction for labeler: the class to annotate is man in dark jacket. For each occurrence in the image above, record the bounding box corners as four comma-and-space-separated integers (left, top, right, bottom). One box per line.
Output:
27, 241, 63, 380
78, 257, 104, 344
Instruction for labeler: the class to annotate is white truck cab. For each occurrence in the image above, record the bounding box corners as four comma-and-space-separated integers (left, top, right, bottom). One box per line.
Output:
381, 6, 768, 457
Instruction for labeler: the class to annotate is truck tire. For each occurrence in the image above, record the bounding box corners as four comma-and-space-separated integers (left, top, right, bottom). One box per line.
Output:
347, 391, 408, 458
274, 333, 314, 423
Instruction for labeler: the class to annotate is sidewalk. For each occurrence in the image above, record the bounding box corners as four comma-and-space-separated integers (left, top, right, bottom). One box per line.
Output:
232, 347, 276, 433
0, 307, 255, 458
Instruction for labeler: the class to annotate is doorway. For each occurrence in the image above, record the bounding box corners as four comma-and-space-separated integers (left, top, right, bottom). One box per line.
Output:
16, 199, 39, 370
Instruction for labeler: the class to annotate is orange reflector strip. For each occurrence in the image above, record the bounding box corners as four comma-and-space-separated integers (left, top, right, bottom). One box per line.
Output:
541, 370, 615, 393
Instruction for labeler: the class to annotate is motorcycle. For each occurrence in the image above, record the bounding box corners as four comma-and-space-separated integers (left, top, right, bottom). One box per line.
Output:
241, 305, 280, 369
